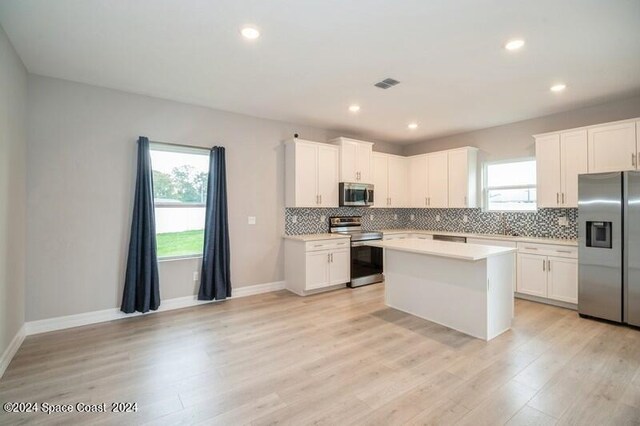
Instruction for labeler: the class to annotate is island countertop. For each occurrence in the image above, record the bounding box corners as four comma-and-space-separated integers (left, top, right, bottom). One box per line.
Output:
367, 238, 516, 261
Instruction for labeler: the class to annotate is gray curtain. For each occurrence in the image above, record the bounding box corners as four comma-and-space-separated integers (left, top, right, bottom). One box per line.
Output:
198, 146, 231, 300
121, 136, 161, 313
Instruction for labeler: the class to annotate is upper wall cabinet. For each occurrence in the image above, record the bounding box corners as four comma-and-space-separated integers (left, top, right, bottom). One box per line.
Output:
588, 121, 637, 173
372, 153, 408, 207
408, 147, 478, 208
448, 147, 478, 208
535, 130, 587, 208
331, 137, 373, 184
285, 139, 339, 208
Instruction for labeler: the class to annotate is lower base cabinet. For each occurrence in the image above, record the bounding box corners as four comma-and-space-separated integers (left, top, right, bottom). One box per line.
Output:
516, 242, 578, 304
285, 238, 351, 295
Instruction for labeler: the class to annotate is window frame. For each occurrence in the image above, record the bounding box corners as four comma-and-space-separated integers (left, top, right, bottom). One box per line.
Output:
483, 157, 537, 213
149, 143, 210, 261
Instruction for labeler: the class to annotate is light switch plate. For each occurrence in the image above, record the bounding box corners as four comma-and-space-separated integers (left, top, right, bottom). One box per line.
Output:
558, 216, 568, 226
193, 271, 199, 282
436, 214, 441, 222
248, 216, 256, 225
320, 215, 326, 222
463, 215, 468, 223
369, 214, 374, 221
410, 214, 415, 221
393, 214, 398, 220
292, 215, 297, 223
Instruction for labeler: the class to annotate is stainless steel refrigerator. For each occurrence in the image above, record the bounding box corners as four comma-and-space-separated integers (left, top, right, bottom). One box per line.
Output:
578, 171, 640, 326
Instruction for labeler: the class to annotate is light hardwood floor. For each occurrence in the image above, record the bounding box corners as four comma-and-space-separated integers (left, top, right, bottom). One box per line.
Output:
1, 284, 640, 425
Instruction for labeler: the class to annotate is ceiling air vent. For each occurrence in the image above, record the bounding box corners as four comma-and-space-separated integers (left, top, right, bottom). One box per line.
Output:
374, 78, 400, 89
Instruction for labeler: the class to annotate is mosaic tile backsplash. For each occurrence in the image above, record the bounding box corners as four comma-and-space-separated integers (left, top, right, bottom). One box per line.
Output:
285, 207, 578, 239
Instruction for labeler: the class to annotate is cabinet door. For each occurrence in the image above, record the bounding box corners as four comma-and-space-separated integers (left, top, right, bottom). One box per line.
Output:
356, 143, 373, 183
427, 152, 448, 207
560, 130, 588, 208
295, 143, 319, 207
372, 153, 389, 207
588, 122, 637, 172
340, 140, 358, 182
547, 256, 578, 304
536, 134, 561, 208
329, 249, 351, 285
388, 156, 408, 207
517, 253, 548, 297
448, 149, 469, 208
317, 145, 339, 207
409, 156, 428, 208
306, 250, 330, 290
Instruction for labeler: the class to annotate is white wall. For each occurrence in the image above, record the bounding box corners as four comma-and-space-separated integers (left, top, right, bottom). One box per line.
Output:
0, 25, 27, 354
403, 95, 640, 160
25, 75, 400, 321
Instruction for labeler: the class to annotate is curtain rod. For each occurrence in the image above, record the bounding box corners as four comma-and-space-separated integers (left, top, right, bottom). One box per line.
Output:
149, 140, 212, 152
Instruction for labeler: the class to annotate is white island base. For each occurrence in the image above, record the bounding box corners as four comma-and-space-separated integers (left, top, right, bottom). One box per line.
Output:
368, 239, 516, 341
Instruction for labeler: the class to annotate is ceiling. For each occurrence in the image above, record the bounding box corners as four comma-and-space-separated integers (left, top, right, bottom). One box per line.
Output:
1, 0, 639, 144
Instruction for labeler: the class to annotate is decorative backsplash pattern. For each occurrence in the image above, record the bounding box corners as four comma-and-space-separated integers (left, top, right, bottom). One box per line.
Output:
285, 207, 578, 239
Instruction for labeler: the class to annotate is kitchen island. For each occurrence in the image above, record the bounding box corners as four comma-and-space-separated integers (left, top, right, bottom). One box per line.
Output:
367, 239, 516, 341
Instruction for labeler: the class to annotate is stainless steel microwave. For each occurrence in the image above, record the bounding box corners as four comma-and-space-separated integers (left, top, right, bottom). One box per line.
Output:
339, 182, 374, 207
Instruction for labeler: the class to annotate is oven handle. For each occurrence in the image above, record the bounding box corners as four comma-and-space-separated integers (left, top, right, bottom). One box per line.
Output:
351, 241, 381, 247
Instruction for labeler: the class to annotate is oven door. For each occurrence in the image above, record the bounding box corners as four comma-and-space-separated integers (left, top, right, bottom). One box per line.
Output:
349, 241, 383, 287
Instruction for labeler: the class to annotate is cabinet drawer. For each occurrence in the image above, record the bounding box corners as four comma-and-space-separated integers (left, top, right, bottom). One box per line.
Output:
305, 239, 350, 252
517, 242, 577, 258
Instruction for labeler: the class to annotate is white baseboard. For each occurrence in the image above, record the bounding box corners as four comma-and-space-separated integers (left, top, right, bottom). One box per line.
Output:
25, 280, 285, 336
0, 324, 26, 380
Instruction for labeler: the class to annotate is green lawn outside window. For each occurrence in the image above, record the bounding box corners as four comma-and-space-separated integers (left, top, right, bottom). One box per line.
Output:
156, 229, 205, 258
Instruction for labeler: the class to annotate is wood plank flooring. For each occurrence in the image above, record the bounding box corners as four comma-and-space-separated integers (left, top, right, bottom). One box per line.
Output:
1, 284, 639, 425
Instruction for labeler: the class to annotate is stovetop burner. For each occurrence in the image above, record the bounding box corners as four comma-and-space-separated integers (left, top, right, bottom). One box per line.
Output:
329, 216, 382, 242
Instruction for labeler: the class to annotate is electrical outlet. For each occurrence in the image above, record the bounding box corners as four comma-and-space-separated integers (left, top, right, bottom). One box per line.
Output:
410, 214, 415, 221
558, 216, 569, 227
193, 271, 199, 282
436, 214, 441, 222
292, 215, 297, 224
463, 215, 468, 223
369, 214, 374, 221
320, 215, 326, 222
248, 216, 256, 225
393, 214, 398, 220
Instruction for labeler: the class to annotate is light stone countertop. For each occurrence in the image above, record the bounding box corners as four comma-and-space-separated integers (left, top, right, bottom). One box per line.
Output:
376, 229, 578, 247
367, 238, 517, 261
282, 233, 350, 242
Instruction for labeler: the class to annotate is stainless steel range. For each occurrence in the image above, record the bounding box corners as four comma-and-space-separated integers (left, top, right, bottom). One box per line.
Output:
329, 216, 383, 287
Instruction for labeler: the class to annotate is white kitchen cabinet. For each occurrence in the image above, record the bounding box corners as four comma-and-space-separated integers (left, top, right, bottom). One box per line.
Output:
517, 253, 548, 298
328, 249, 351, 285
560, 130, 588, 207
331, 137, 373, 183
536, 134, 562, 208
408, 155, 428, 207
588, 121, 637, 172
285, 238, 351, 296
285, 139, 339, 207
373, 152, 408, 207
372, 153, 389, 208
535, 130, 587, 208
427, 152, 448, 208
516, 242, 578, 305
547, 256, 578, 304
448, 147, 478, 208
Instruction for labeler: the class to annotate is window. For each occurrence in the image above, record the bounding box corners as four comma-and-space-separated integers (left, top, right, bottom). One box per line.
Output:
150, 145, 209, 258
484, 159, 536, 212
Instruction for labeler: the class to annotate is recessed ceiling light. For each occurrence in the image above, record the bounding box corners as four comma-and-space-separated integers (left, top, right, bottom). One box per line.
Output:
550, 83, 567, 92
348, 105, 361, 113
408, 123, 418, 130
240, 26, 260, 40
505, 39, 525, 51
